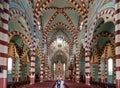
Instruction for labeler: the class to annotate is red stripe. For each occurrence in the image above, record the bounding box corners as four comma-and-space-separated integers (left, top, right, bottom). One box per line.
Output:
0, 40, 8, 46
0, 8, 3, 13
30, 66, 35, 68
31, 60, 35, 63
115, 8, 120, 14
115, 0, 120, 3
3, 9, 9, 14
85, 61, 90, 63
116, 54, 120, 59
4, 0, 9, 3
1, 18, 8, 24
0, 27, 8, 34
116, 42, 120, 46
115, 30, 120, 35
31, 55, 35, 57
116, 19, 120, 25
2, 65, 7, 70
116, 67, 120, 71
0, 52, 8, 58
85, 55, 89, 57
85, 66, 90, 69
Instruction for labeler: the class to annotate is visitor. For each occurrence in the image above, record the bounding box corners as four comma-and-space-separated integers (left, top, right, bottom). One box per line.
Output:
60, 78, 64, 88
57, 79, 61, 88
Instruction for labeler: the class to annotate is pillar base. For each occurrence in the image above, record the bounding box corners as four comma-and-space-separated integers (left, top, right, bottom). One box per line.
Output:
30, 77, 35, 85
76, 78, 79, 83
0, 78, 6, 88
40, 76, 43, 82
85, 78, 90, 85
116, 79, 120, 88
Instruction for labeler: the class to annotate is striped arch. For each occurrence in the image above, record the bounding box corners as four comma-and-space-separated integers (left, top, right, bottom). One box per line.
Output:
66, 0, 87, 19
89, 8, 115, 45
9, 8, 31, 35
62, 11, 75, 29
90, 31, 115, 48
17, 20, 30, 37
9, 8, 35, 58
43, 22, 77, 42
33, 0, 54, 28
48, 37, 72, 49
44, 10, 58, 30
101, 42, 115, 58
9, 31, 31, 47
33, 0, 88, 28
44, 9, 75, 30
47, 26, 73, 43
44, 7, 77, 12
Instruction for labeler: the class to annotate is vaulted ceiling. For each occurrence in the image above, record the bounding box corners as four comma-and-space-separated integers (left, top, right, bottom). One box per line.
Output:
32, 0, 89, 59
34, 0, 88, 39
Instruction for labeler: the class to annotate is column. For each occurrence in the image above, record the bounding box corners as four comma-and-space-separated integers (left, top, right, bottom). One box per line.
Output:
30, 54, 35, 85
12, 59, 15, 81
75, 54, 80, 83
40, 58, 44, 82
114, 59, 116, 84
13, 58, 20, 82
104, 59, 107, 82
44, 66, 48, 80
0, 0, 9, 88
44, 58, 48, 80
98, 59, 101, 82
48, 67, 51, 80
85, 49, 90, 85
92, 64, 95, 81
115, 1, 120, 88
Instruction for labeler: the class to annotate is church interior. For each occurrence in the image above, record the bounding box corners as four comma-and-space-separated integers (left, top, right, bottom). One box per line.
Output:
0, 0, 120, 88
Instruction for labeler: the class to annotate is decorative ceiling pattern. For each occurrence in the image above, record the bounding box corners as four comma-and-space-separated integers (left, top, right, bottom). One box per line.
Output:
32, 0, 89, 61
34, 0, 88, 38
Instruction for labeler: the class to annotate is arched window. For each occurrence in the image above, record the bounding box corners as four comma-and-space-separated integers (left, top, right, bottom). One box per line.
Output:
8, 57, 13, 74
108, 58, 113, 75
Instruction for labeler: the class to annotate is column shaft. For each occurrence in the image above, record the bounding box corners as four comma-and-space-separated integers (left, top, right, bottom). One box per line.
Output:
0, 0, 9, 88
115, 1, 120, 88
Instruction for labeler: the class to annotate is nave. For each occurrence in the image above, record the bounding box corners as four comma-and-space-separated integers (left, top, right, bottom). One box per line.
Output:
1, 0, 120, 88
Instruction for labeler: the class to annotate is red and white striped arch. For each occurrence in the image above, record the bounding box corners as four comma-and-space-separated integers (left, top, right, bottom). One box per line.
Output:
44, 7, 77, 12
33, 0, 88, 29
8, 31, 31, 47
9, 8, 36, 84
90, 31, 115, 47
42, 22, 78, 42
33, 0, 54, 28
9, 8, 31, 35
44, 8, 76, 31
89, 8, 115, 45
48, 37, 72, 48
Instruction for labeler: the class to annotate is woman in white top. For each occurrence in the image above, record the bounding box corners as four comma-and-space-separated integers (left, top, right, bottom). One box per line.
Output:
60, 79, 64, 88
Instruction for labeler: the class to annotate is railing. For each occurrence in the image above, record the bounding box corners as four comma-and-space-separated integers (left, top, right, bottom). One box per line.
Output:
91, 81, 116, 88
7, 81, 30, 88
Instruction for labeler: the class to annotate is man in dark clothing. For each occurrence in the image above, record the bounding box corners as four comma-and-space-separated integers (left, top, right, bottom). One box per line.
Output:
57, 79, 61, 88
